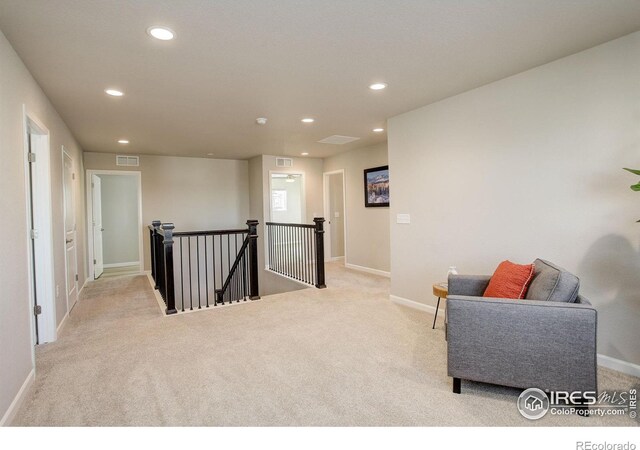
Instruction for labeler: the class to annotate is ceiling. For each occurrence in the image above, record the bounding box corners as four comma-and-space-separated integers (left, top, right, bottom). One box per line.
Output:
2, 1, 640, 160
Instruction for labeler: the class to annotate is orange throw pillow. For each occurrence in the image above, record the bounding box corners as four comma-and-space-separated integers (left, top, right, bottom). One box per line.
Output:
483, 260, 535, 299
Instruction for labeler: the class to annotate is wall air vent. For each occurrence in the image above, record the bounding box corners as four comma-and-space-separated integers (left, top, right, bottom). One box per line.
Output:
317, 135, 360, 145
275, 157, 293, 168
116, 155, 139, 167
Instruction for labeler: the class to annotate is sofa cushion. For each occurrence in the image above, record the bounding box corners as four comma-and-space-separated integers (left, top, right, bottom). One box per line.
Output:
525, 259, 580, 303
483, 260, 535, 299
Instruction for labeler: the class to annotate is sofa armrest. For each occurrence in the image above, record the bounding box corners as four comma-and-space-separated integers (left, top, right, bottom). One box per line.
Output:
446, 295, 597, 392
447, 274, 491, 297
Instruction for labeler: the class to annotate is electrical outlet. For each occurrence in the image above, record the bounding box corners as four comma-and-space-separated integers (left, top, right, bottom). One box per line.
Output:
397, 214, 411, 224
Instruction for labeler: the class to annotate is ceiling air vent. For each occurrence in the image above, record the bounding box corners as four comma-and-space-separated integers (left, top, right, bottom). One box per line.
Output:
116, 155, 139, 167
275, 157, 293, 168
317, 135, 360, 145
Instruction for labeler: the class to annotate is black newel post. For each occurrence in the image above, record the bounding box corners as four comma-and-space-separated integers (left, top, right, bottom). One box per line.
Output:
247, 219, 261, 300
161, 223, 177, 315
313, 218, 327, 289
150, 220, 161, 286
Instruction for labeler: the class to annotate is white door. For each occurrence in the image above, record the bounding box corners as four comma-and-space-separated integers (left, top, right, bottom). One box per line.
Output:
63, 151, 78, 311
92, 174, 104, 278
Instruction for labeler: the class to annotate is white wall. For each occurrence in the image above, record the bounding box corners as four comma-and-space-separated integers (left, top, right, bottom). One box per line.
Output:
98, 175, 140, 265
388, 32, 640, 366
0, 30, 87, 423
324, 143, 390, 272
84, 153, 250, 270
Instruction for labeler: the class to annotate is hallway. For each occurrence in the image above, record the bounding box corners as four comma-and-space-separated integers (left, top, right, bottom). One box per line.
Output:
13, 263, 639, 426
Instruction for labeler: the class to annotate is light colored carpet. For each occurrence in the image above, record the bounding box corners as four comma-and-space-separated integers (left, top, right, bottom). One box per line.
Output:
12, 263, 639, 426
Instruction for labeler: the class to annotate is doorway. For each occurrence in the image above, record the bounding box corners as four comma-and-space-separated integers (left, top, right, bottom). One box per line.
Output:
24, 110, 56, 345
269, 172, 305, 223
323, 170, 346, 262
62, 148, 79, 312
86, 171, 143, 280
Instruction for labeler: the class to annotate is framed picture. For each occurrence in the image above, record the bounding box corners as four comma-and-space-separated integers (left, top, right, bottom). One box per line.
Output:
364, 165, 389, 207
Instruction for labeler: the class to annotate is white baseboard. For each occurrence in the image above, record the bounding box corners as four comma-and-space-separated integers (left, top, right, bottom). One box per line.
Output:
265, 269, 313, 289
327, 256, 345, 262
597, 354, 640, 378
390, 295, 437, 314
78, 278, 89, 298
0, 368, 35, 426
56, 311, 69, 336
103, 261, 140, 269
345, 263, 390, 278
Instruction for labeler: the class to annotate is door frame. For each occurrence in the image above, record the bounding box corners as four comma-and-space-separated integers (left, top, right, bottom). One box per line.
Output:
86, 170, 143, 280
61, 146, 78, 314
323, 169, 347, 262
23, 106, 57, 347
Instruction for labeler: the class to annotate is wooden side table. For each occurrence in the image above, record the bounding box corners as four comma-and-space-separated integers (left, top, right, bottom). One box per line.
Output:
432, 282, 448, 329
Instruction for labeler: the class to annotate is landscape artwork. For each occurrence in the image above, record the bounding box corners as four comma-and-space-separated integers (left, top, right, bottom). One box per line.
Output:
364, 165, 390, 207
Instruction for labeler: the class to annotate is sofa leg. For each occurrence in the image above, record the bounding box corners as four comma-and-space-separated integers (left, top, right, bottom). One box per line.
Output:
452, 377, 461, 394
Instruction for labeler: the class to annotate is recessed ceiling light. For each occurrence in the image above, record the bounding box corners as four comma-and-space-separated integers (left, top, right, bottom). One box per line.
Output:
147, 26, 175, 41
373, 128, 385, 133
301, 118, 315, 123
369, 83, 387, 90
105, 89, 124, 97
207, 153, 214, 156
117, 139, 129, 144
301, 152, 309, 156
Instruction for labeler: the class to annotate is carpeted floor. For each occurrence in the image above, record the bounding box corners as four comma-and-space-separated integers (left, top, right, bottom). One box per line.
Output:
12, 263, 639, 426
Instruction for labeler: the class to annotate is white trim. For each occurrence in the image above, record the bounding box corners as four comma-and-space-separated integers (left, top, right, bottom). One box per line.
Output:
145, 272, 263, 316
597, 354, 640, 378
265, 268, 314, 289
0, 369, 35, 426
56, 311, 69, 336
390, 294, 437, 314
345, 263, 390, 278
329, 256, 345, 262
61, 147, 79, 317
103, 261, 141, 269
323, 169, 347, 262
78, 277, 89, 298
23, 107, 57, 345
86, 170, 143, 280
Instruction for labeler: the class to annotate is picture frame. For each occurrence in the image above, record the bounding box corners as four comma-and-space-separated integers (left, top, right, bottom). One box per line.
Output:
364, 165, 390, 207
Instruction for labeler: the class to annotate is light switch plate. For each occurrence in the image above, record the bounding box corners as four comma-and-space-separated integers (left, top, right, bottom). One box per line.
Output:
397, 214, 411, 224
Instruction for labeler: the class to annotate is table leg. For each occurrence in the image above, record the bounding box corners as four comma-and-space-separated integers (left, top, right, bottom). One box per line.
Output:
432, 296, 441, 329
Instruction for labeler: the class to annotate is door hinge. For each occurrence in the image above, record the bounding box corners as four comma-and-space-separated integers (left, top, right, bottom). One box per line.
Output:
75, 274, 79, 281
28, 153, 36, 163
72, 173, 76, 180
30, 229, 38, 239
34, 305, 42, 316
93, 259, 96, 265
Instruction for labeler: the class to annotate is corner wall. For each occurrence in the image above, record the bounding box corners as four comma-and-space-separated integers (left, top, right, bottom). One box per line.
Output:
324, 143, 390, 273
0, 29, 87, 423
388, 32, 640, 366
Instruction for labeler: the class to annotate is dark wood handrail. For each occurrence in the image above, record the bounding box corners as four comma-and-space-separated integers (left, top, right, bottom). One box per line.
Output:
265, 221, 315, 229
173, 228, 248, 237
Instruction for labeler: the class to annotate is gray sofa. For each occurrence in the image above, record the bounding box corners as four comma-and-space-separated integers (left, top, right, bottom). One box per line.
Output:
446, 259, 597, 395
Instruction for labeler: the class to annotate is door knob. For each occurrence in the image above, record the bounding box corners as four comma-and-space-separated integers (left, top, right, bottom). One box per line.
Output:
101, 228, 105, 231
66, 239, 73, 244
